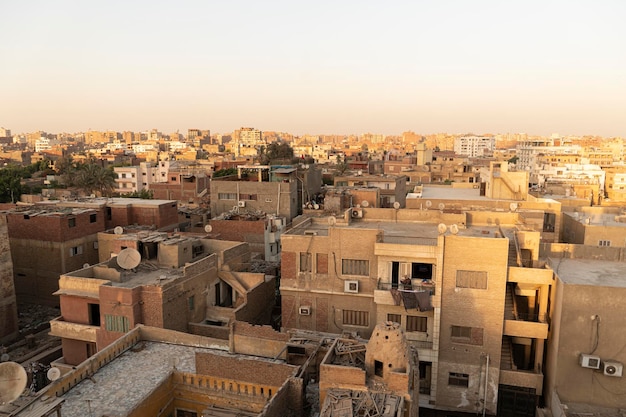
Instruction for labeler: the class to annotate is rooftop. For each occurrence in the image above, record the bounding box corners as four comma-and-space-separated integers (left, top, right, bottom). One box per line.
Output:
550, 258, 626, 288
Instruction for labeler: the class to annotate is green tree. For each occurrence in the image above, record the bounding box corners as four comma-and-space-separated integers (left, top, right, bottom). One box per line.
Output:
75, 164, 116, 197
0, 166, 23, 203
334, 155, 349, 176
258, 141, 294, 165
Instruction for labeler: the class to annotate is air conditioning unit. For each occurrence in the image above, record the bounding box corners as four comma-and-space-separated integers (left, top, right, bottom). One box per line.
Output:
351, 208, 363, 218
603, 361, 623, 377
344, 280, 359, 293
299, 306, 311, 315
238, 201, 246, 208
579, 354, 601, 369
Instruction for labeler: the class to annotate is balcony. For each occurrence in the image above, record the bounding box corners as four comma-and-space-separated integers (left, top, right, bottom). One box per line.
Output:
375, 280, 435, 307
49, 316, 98, 343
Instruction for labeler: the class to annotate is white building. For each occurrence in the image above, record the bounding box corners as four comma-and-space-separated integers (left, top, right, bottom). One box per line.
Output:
454, 135, 495, 157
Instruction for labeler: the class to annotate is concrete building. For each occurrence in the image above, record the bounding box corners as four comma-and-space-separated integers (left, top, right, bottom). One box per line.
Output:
49, 228, 276, 366
210, 165, 299, 223
543, 256, 626, 416
561, 207, 626, 247
604, 166, 626, 202
454, 135, 496, 158
281, 207, 551, 415
334, 173, 407, 208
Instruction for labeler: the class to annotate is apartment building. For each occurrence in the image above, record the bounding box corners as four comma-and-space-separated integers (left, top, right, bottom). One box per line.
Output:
281, 207, 551, 416
210, 165, 299, 223
561, 207, 626, 247
454, 135, 496, 158
604, 166, 626, 202
334, 173, 407, 208
0, 215, 18, 344
50, 229, 276, 366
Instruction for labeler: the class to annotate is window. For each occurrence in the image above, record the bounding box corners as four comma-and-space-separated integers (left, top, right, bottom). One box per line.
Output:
599, 240, 611, 247
387, 313, 401, 325
456, 270, 488, 289
104, 314, 129, 333
69, 246, 83, 256
448, 372, 469, 387
299, 252, 312, 272
407, 316, 427, 332
543, 213, 556, 232
68, 218, 76, 227
240, 193, 257, 200
90, 213, 97, 223
342, 259, 369, 276
188, 296, 195, 311
218, 193, 237, 200
342, 310, 369, 327
451, 325, 483, 345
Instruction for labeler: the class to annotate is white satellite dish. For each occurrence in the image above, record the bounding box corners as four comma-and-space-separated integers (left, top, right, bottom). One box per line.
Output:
438, 203, 445, 211
313, 203, 320, 210
116, 248, 141, 270
0, 361, 27, 404
362, 200, 369, 208
393, 201, 400, 209
47, 367, 61, 381
509, 202, 518, 212
328, 216, 336, 226
437, 223, 447, 234
425, 200, 432, 208
450, 224, 459, 235
357, 170, 363, 176
83, 263, 90, 269
204, 224, 213, 233
113, 226, 124, 235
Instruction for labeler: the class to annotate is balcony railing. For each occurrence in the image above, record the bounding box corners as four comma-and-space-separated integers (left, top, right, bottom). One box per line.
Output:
377, 280, 436, 295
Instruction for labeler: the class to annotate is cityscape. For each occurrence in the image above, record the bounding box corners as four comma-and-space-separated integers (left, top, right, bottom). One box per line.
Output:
2, 1, 626, 417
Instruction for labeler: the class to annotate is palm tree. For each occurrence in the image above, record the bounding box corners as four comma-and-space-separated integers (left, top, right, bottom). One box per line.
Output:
75, 164, 116, 197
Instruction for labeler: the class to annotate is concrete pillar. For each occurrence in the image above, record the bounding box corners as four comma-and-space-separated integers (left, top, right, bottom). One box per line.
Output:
538, 285, 549, 322
535, 339, 545, 373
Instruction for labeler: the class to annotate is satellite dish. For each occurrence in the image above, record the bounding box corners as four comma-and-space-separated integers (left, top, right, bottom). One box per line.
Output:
357, 170, 363, 176
509, 202, 518, 212
313, 203, 320, 210
361, 200, 369, 208
450, 224, 459, 234
393, 201, 400, 209
116, 248, 141, 270
83, 263, 90, 269
437, 223, 447, 234
0, 362, 27, 404
47, 367, 61, 381
113, 226, 124, 235
204, 224, 213, 233
328, 216, 336, 226
438, 203, 445, 211
425, 200, 432, 208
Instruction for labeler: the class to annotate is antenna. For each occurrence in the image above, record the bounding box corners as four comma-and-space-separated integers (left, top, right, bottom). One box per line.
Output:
328, 216, 336, 226
47, 367, 61, 382
204, 224, 213, 233
393, 201, 400, 209
361, 200, 369, 208
0, 362, 27, 404
437, 223, 447, 234
450, 224, 459, 234
113, 226, 124, 235
116, 248, 141, 270
425, 200, 432, 208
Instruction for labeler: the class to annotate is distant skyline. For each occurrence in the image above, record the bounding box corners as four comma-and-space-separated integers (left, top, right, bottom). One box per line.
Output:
2, 1, 625, 137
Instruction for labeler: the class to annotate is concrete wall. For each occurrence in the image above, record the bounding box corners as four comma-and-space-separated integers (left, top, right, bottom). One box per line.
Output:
437, 234, 509, 415
546, 278, 626, 408
231, 321, 289, 359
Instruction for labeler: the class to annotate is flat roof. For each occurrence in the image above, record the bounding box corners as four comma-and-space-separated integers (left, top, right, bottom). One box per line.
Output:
419, 185, 488, 201
59, 341, 227, 417
550, 258, 626, 288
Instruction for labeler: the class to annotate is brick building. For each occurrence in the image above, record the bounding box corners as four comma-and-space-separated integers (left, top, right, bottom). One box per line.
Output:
50, 229, 276, 365
0, 215, 18, 344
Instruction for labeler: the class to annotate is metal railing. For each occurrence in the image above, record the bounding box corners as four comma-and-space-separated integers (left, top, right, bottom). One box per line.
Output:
377, 280, 436, 295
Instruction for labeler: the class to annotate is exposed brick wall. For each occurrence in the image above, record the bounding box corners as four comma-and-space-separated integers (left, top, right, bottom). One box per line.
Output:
7, 209, 105, 241
0, 215, 18, 342
282, 251, 296, 280
281, 295, 296, 330
195, 352, 296, 386
316, 297, 329, 332
233, 321, 289, 342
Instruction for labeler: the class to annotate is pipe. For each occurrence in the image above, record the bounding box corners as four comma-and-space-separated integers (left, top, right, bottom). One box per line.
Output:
483, 353, 490, 417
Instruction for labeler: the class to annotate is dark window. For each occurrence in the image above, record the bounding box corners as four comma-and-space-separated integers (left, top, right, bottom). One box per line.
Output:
88, 304, 100, 326
387, 313, 401, 325
68, 218, 76, 227
448, 372, 469, 387
375, 360, 383, 377
90, 213, 97, 223
188, 296, 195, 311
106, 207, 112, 221
299, 253, 312, 272
407, 316, 427, 332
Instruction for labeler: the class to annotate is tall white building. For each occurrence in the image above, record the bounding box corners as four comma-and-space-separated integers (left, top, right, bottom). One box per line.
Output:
454, 135, 495, 157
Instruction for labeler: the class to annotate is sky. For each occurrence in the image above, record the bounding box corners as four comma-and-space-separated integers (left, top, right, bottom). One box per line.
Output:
1, 1, 625, 137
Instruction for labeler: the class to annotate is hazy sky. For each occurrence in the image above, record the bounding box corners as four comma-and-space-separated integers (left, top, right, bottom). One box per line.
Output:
1, 1, 625, 137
